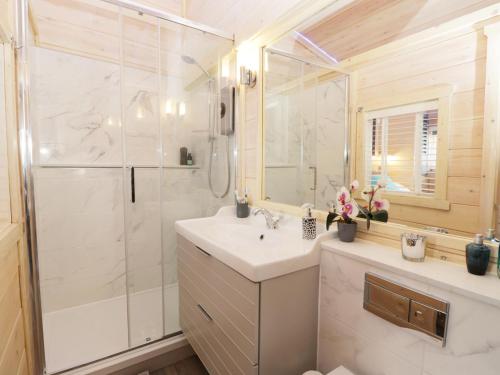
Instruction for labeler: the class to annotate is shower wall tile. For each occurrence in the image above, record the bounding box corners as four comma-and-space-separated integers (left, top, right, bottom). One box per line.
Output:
125, 168, 162, 293
263, 76, 347, 208
123, 67, 161, 166
315, 77, 347, 211
34, 167, 126, 312
318, 248, 500, 375
31, 47, 122, 166
31, 46, 235, 315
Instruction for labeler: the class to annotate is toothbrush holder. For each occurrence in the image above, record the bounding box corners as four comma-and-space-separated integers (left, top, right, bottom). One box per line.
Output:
401, 233, 426, 262
236, 202, 250, 218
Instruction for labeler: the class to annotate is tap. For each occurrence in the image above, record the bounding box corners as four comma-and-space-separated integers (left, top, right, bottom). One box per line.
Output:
253, 208, 280, 229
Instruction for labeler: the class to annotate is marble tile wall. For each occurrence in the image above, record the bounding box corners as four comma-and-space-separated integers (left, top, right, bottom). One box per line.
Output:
31, 48, 122, 166
263, 75, 347, 209
31, 46, 234, 312
34, 167, 126, 313
314, 76, 347, 211
318, 249, 500, 375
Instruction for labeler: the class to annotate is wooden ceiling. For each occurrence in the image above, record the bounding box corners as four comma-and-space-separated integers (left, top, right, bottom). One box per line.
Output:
295, 0, 499, 63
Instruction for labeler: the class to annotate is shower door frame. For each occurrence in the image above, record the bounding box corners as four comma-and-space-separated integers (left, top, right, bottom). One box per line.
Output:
15, 0, 235, 373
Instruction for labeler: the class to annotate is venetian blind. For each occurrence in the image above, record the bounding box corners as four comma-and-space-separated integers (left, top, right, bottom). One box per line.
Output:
365, 100, 439, 195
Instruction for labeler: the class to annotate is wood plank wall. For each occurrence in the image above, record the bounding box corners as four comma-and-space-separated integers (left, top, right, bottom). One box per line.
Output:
352, 27, 487, 236
0, 225, 31, 375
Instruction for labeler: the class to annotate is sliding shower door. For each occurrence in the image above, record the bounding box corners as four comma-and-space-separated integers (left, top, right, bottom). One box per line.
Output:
158, 17, 235, 336
31, 2, 129, 372
120, 8, 164, 348
28, 0, 234, 372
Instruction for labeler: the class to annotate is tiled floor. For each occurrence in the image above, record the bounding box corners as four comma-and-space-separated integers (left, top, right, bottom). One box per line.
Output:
150, 356, 208, 375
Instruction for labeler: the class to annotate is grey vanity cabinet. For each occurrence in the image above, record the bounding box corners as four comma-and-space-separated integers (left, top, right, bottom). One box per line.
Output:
177, 235, 319, 375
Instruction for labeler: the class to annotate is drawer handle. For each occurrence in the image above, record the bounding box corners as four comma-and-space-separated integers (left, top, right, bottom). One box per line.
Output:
197, 304, 213, 321
195, 246, 211, 257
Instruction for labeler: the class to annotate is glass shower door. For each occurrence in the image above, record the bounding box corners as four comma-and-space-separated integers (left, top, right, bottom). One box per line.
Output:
120, 8, 164, 347
158, 18, 235, 336
30, 1, 130, 371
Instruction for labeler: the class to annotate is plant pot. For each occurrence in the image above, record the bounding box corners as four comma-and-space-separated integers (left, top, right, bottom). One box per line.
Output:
337, 221, 357, 242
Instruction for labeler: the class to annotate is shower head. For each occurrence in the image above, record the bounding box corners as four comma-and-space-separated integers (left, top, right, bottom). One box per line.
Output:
181, 55, 196, 64
181, 55, 210, 78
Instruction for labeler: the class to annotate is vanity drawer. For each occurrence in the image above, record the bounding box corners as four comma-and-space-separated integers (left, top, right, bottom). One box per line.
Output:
177, 235, 259, 364
180, 286, 259, 375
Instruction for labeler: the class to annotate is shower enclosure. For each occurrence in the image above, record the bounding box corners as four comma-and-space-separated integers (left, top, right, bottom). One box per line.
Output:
19, 1, 235, 373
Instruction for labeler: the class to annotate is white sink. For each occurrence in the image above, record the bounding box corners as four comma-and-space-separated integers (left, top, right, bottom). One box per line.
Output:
175, 206, 332, 282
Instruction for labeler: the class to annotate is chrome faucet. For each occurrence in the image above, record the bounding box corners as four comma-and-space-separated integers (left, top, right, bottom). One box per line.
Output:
253, 208, 280, 229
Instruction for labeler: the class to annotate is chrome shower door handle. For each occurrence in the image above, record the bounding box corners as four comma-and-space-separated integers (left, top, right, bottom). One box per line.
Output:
309, 166, 317, 191
130, 166, 135, 203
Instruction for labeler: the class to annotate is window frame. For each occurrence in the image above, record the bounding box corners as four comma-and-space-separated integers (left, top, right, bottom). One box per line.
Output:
355, 85, 453, 211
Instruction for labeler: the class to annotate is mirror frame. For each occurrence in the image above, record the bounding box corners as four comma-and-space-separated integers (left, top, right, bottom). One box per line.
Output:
244, 0, 500, 266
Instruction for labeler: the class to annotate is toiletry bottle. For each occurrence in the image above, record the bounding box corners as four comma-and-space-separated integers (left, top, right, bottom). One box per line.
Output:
301, 203, 316, 240
187, 153, 193, 165
180, 147, 188, 165
326, 200, 337, 231
466, 234, 490, 276
486, 228, 495, 241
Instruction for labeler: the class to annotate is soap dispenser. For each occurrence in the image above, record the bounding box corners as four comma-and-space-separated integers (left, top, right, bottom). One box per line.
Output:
301, 203, 316, 240
466, 234, 490, 276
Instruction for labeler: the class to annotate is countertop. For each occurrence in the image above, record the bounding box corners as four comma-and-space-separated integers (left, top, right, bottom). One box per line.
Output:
322, 237, 500, 308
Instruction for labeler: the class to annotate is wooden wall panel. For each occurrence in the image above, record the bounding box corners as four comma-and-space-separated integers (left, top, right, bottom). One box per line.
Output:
0, 312, 27, 375
447, 177, 481, 206
0, 0, 13, 41
0, 272, 22, 357
0, 226, 32, 375
448, 149, 482, 177
354, 27, 486, 235
449, 118, 483, 149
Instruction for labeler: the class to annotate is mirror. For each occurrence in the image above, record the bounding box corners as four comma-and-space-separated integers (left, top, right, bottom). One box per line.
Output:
263, 49, 349, 209
262, 0, 500, 238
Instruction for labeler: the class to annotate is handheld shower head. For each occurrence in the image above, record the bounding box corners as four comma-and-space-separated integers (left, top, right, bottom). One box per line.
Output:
181, 55, 210, 78
181, 55, 196, 64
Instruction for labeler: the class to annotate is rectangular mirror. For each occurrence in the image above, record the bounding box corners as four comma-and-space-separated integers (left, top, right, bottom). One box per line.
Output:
263, 48, 349, 210
261, 0, 500, 239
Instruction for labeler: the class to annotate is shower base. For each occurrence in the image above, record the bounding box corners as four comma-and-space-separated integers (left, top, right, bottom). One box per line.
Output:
43, 283, 181, 374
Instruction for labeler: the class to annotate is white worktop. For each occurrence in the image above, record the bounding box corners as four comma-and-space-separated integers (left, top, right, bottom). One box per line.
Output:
176, 206, 500, 305
175, 206, 328, 282
322, 237, 500, 308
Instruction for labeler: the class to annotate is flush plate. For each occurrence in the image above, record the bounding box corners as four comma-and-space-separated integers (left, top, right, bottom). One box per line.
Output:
363, 273, 449, 346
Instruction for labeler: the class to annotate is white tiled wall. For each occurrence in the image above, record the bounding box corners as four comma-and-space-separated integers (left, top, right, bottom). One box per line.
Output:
318, 250, 500, 375
32, 46, 234, 312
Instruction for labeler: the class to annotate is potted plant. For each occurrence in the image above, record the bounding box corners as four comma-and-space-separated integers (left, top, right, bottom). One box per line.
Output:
357, 180, 390, 230
327, 180, 360, 242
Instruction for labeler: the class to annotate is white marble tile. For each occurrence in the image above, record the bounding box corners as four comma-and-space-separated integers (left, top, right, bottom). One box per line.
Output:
421, 286, 500, 375
34, 167, 126, 312
31, 47, 122, 166
31, 45, 236, 317
264, 74, 347, 209
318, 318, 423, 375
319, 243, 500, 375
320, 251, 427, 368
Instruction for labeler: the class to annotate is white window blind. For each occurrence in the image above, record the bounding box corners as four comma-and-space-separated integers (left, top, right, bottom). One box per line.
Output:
365, 100, 439, 195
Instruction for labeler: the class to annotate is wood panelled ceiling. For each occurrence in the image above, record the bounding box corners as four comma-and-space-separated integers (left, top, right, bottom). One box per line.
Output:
297, 0, 499, 63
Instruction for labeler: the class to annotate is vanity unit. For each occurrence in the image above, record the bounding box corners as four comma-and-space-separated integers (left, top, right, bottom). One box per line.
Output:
175, 207, 326, 375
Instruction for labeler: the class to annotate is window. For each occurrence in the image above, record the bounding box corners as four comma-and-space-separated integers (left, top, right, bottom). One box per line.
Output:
365, 100, 439, 196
